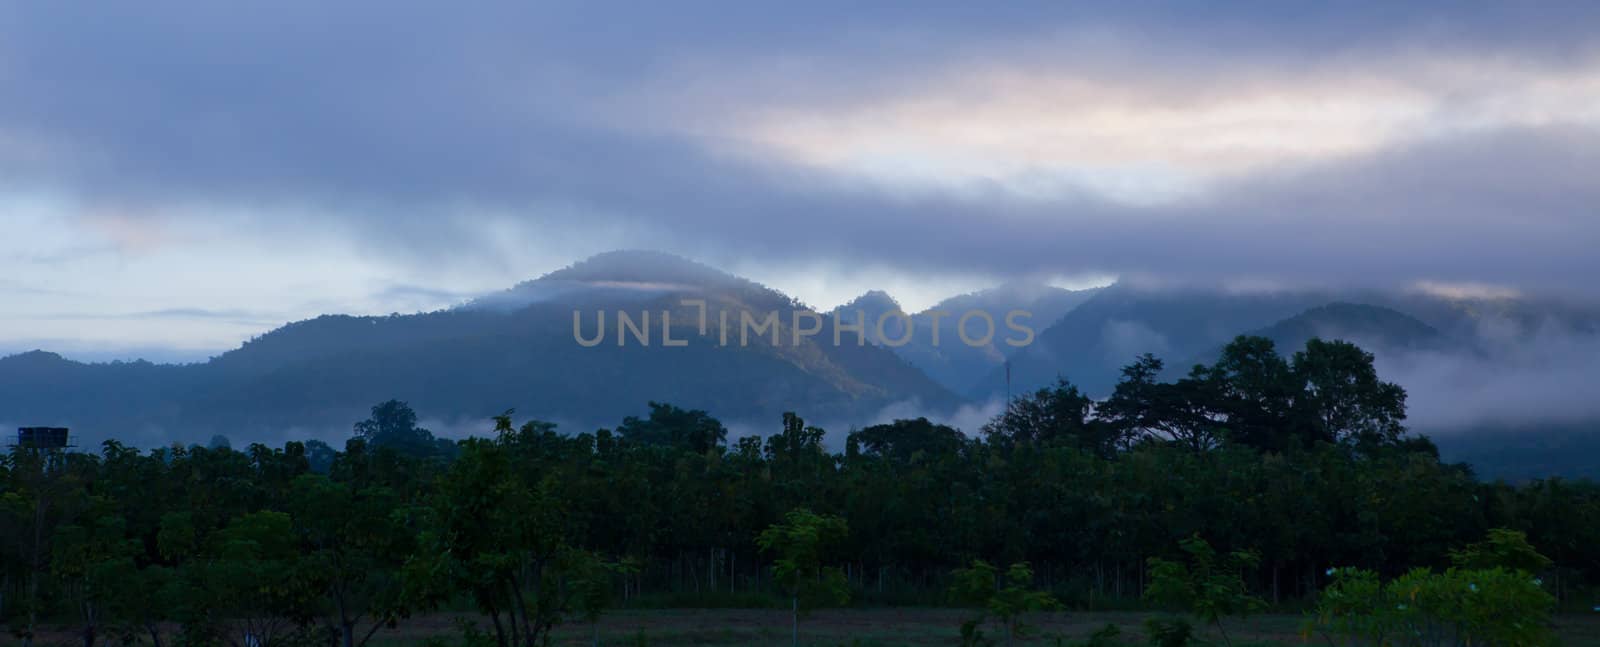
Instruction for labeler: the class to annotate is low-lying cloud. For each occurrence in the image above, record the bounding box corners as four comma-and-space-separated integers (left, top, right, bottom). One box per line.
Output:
1382, 323, 1600, 432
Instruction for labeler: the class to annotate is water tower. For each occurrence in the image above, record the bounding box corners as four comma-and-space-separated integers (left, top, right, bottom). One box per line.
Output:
12, 426, 73, 450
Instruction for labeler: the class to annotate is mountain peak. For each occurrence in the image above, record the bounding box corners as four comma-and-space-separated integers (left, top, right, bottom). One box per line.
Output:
467, 250, 774, 311
539, 250, 740, 287
836, 290, 903, 314
0, 349, 70, 365
1261, 302, 1442, 350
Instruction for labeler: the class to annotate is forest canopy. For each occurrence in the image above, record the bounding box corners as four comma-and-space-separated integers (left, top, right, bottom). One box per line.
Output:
2, 336, 1597, 647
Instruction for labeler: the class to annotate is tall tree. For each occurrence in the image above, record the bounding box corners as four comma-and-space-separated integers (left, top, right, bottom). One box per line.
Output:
354, 400, 442, 459
1101, 355, 1223, 453
288, 474, 413, 647
1202, 336, 1301, 451
1291, 338, 1408, 451
617, 402, 728, 454
756, 508, 850, 647
982, 378, 1111, 453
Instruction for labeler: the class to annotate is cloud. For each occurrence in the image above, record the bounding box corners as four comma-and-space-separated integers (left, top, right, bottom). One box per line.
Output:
695, 52, 1600, 202
1382, 318, 1600, 431
1101, 320, 1171, 364
2, 2, 1600, 353
1410, 281, 1523, 301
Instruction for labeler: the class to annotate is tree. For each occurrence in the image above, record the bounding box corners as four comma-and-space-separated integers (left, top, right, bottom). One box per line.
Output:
1449, 527, 1553, 575
289, 474, 413, 647
354, 400, 442, 459
303, 439, 338, 474
849, 417, 966, 465
756, 508, 850, 647
4, 361, 1600, 647
1, 446, 84, 647
1201, 336, 1301, 451
1101, 355, 1223, 453
982, 378, 1113, 454
406, 415, 583, 647
765, 412, 826, 465
1145, 535, 1265, 647
1291, 338, 1408, 451
50, 508, 136, 647
199, 511, 319, 647
616, 402, 727, 454
110, 563, 177, 647
949, 560, 1060, 647
764, 413, 834, 510
566, 551, 621, 647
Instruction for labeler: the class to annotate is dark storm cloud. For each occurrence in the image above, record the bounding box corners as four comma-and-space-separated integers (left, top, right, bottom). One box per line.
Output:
2, 2, 1598, 294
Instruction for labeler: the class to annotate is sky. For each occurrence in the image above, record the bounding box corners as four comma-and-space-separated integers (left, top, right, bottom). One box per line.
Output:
2, 2, 1599, 361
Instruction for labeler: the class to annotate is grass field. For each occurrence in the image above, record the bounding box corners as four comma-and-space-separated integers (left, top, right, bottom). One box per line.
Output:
353, 608, 1600, 646
27, 608, 1600, 646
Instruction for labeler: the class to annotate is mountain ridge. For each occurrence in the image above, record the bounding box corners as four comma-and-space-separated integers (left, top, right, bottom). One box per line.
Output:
0, 251, 955, 446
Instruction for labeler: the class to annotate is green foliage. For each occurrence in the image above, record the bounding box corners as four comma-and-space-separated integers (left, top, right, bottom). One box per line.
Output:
1145, 535, 1264, 646
1100, 355, 1220, 453
1304, 567, 1387, 641
403, 416, 593, 646
983, 378, 1123, 456
617, 401, 728, 454
1, 334, 1598, 647
355, 400, 452, 459
1143, 617, 1194, 647
757, 508, 851, 612
169, 510, 323, 646
1308, 564, 1557, 647
950, 560, 1061, 647
569, 551, 623, 624
849, 417, 966, 464
288, 472, 413, 646
1449, 527, 1554, 575
1291, 338, 1408, 450
758, 507, 850, 647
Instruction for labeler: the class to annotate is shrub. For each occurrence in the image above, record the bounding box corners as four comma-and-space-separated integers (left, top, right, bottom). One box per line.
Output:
1144, 535, 1264, 646
1307, 566, 1556, 646
1144, 617, 1193, 647
1449, 528, 1553, 575
950, 560, 1062, 647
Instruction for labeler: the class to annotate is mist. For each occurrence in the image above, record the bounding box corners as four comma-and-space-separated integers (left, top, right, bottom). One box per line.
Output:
1381, 321, 1600, 433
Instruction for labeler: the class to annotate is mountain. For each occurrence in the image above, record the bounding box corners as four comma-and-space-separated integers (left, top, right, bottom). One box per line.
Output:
892, 283, 1102, 392
1173, 302, 1448, 373
0, 251, 957, 447
1434, 422, 1600, 482
924, 283, 1101, 328
468, 250, 779, 312
978, 281, 1600, 400
1252, 302, 1443, 350
831, 290, 909, 347
8, 251, 1598, 480
975, 283, 1332, 398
